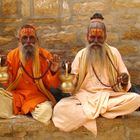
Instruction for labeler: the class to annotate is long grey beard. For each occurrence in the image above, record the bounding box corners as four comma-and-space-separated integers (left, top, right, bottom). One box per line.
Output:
86, 42, 107, 69
21, 44, 35, 61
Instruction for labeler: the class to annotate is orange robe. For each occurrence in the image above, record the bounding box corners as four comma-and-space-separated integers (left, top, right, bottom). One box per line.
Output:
6, 47, 60, 115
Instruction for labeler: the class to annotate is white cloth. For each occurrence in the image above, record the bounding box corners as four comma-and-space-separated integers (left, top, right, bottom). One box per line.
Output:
31, 101, 52, 125
0, 88, 15, 118
53, 91, 140, 136
52, 46, 140, 136
71, 46, 131, 92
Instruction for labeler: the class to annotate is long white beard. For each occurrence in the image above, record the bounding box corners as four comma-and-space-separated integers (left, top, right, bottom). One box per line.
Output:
21, 44, 35, 61
87, 43, 107, 70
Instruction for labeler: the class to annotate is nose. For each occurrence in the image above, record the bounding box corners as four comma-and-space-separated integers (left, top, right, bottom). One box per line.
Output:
94, 37, 98, 43
27, 37, 30, 42
27, 37, 31, 45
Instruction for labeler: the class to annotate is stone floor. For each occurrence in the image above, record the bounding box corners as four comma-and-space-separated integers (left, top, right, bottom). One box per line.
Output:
0, 112, 140, 140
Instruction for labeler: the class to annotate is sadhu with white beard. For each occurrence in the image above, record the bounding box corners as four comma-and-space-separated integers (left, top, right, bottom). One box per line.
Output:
0, 24, 61, 124
52, 14, 140, 135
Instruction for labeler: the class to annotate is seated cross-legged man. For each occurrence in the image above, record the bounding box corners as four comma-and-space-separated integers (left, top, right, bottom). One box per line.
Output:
0, 24, 61, 125
52, 13, 140, 135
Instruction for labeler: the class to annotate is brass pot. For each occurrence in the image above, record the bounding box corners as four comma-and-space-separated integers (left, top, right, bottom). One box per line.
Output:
60, 74, 74, 93
0, 66, 9, 83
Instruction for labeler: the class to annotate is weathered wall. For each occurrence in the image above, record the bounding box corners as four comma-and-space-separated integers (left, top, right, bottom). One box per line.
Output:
0, 0, 140, 83
0, 112, 140, 140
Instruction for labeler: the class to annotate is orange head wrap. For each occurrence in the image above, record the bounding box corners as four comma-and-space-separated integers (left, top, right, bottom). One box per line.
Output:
19, 25, 36, 39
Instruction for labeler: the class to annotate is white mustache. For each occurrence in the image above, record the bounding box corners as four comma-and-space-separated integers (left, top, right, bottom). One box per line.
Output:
23, 43, 34, 48
87, 42, 104, 48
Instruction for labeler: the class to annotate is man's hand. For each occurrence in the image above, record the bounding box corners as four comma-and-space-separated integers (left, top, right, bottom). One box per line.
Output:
73, 74, 78, 87
50, 54, 61, 74
118, 73, 129, 85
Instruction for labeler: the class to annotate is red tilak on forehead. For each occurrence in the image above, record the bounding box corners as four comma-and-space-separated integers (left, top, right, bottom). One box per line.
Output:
20, 28, 36, 37
89, 28, 104, 37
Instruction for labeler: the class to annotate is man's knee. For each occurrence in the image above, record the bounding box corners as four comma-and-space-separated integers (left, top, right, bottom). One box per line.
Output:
134, 94, 140, 104
31, 101, 52, 124
130, 93, 140, 101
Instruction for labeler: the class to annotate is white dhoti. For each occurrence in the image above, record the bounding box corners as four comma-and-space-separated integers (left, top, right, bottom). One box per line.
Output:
52, 90, 140, 136
31, 101, 52, 125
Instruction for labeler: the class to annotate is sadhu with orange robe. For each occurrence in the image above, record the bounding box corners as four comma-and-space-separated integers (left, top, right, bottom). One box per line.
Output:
0, 24, 61, 124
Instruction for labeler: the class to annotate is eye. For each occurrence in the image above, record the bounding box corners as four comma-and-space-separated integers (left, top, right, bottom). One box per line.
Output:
22, 36, 28, 40
29, 36, 36, 43
97, 36, 105, 43
89, 34, 96, 38
21, 36, 28, 44
97, 36, 103, 39
29, 36, 35, 40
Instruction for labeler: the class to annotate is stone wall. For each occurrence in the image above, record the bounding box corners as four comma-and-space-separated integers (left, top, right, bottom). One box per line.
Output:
0, 112, 140, 140
0, 0, 140, 84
